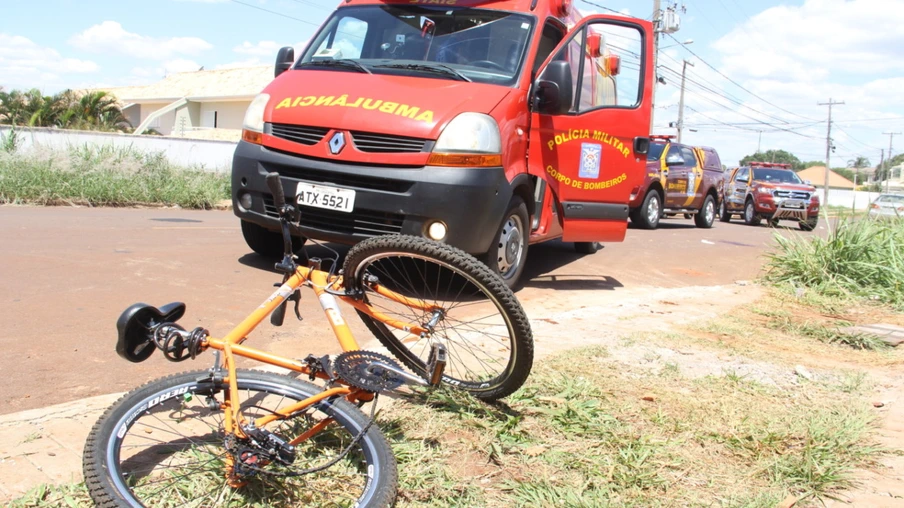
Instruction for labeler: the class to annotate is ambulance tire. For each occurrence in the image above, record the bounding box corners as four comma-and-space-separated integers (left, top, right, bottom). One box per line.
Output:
241, 220, 304, 258
637, 190, 662, 230
482, 197, 529, 289
574, 242, 602, 254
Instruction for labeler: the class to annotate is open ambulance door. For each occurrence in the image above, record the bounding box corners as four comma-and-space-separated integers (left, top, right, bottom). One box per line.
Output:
528, 16, 653, 242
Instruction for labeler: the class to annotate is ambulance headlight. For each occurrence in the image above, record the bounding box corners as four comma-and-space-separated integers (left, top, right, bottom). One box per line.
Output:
242, 93, 270, 133
434, 113, 501, 153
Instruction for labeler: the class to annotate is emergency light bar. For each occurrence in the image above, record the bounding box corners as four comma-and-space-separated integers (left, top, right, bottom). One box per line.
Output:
649, 135, 675, 141
748, 162, 791, 168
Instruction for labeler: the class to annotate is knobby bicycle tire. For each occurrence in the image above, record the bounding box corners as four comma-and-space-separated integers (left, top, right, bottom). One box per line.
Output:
343, 235, 534, 401
83, 370, 397, 508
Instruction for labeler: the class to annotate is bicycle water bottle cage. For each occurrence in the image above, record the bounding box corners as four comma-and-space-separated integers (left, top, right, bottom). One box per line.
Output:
116, 302, 186, 363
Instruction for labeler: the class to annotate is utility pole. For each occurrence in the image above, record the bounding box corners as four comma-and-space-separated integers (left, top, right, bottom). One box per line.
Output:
883, 132, 901, 193
757, 130, 763, 154
818, 99, 844, 208
650, 0, 661, 133
676, 59, 693, 142
878, 149, 884, 187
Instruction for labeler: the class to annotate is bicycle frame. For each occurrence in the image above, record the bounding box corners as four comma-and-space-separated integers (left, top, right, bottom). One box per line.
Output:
198, 261, 439, 443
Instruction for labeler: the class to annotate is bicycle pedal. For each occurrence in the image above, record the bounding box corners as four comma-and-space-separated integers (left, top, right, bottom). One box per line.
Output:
426, 343, 447, 387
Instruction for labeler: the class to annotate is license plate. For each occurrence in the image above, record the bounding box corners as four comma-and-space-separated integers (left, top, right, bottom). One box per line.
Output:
781, 200, 804, 209
296, 182, 356, 213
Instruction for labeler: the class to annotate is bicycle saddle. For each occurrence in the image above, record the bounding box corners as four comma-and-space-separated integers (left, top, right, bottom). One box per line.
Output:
116, 302, 186, 363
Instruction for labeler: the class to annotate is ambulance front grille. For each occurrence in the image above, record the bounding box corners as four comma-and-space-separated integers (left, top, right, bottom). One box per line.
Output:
263, 195, 404, 236
270, 123, 330, 145
350, 131, 428, 153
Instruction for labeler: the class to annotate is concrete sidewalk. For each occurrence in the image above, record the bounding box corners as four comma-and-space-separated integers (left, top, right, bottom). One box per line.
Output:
0, 392, 121, 501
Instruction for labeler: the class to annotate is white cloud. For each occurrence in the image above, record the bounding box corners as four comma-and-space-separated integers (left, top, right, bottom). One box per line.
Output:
712, 0, 904, 82
69, 21, 213, 61
0, 33, 98, 89
658, 0, 904, 166
234, 40, 282, 57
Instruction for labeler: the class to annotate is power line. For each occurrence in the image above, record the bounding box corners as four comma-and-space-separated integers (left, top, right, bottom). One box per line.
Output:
578, 0, 639, 17
657, 61, 804, 126
229, 0, 320, 26
664, 33, 817, 122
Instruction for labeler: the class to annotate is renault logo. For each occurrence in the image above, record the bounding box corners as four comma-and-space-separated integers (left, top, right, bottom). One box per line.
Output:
328, 131, 346, 155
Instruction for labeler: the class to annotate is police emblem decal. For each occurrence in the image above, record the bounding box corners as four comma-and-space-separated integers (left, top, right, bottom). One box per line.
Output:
579, 143, 602, 179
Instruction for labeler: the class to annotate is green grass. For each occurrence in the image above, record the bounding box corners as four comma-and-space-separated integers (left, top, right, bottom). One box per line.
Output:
0, 143, 229, 209
764, 217, 904, 309
10, 344, 883, 507
765, 315, 890, 351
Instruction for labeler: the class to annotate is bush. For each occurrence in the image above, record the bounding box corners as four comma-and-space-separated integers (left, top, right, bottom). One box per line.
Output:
0, 143, 229, 209
763, 217, 904, 308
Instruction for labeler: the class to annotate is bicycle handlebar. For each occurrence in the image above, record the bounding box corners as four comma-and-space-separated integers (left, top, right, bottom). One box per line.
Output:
265, 172, 286, 211
264, 172, 298, 264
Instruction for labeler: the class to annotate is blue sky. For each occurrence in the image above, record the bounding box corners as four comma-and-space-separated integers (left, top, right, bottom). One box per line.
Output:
2, 0, 904, 168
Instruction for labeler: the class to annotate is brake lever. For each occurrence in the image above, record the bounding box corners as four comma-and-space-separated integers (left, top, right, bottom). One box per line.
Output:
292, 291, 303, 321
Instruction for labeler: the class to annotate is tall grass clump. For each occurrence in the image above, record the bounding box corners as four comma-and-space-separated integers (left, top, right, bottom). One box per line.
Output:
763, 217, 904, 308
0, 143, 229, 209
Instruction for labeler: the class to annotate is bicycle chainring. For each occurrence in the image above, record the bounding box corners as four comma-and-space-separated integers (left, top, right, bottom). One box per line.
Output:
332, 351, 405, 392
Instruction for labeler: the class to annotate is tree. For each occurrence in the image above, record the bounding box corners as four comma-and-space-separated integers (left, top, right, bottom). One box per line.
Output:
0, 88, 131, 132
739, 149, 804, 170
846, 155, 871, 186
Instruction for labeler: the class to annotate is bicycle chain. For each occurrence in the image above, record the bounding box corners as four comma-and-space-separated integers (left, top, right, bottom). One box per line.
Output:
223, 395, 379, 478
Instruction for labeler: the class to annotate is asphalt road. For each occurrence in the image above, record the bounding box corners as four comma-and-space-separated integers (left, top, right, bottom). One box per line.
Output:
0, 206, 819, 413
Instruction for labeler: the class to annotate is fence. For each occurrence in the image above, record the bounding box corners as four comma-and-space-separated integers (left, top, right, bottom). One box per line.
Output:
813, 188, 882, 211
0, 126, 237, 173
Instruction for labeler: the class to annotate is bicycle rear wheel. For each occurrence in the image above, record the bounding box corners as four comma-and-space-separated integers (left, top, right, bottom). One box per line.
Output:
83, 370, 397, 507
343, 235, 534, 401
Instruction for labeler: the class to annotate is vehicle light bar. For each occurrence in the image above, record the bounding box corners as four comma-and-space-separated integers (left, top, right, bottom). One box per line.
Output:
748, 162, 791, 168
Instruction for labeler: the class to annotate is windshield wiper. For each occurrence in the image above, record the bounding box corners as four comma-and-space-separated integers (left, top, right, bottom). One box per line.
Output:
299, 59, 372, 74
373, 63, 471, 82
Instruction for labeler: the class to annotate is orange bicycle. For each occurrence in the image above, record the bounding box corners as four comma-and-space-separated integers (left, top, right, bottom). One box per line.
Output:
82, 173, 533, 507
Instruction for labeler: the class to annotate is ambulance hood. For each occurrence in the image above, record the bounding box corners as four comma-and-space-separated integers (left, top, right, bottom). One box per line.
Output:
263, 70, 512, 139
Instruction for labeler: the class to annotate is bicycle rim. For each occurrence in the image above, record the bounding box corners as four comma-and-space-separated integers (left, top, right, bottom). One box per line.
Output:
345, 236, 532, 399
86, 370, 395, 507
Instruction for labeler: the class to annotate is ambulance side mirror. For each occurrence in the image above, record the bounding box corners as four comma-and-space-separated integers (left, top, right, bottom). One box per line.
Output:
533, 60, 573, 115
275, 46, 295, 78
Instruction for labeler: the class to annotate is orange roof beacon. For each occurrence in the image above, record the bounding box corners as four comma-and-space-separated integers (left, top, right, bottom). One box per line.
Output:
232, 0, 655, 287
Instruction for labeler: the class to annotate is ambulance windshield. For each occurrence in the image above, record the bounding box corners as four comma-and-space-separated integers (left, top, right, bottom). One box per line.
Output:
298, 5, 534, 86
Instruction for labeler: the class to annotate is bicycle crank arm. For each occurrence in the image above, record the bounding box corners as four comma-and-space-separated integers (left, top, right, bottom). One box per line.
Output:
365, 362, 429, 387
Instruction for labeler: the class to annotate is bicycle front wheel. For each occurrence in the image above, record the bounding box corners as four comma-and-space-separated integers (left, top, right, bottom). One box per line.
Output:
343, 235, 534, 401
83, 370, 397, 507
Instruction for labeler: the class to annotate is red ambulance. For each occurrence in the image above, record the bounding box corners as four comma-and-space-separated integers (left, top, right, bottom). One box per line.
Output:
232, 0, 654, 286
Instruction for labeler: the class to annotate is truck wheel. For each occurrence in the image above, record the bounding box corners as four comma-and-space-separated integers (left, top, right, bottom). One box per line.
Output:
482, 197, 528, 289
241, 220, 303, 257
799, 217, 818, 231
719, 200, 731, 222
743, 199, 761, 226
574, 242, 602, 254
637, 190, 662, 230
694, 195, 715, 228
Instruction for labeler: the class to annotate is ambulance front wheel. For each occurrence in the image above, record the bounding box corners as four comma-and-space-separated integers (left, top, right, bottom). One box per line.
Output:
574, 241, 602, 254
482, 196, 529, 289
241, 220, 304, 258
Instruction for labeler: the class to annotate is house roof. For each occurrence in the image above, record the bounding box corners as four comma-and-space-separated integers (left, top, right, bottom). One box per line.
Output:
105, 65, 273, 103
797, 166, 856, 189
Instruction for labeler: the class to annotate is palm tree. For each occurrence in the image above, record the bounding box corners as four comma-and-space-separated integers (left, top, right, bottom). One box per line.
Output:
73, 91, 132, 132
846, 156, 871, 186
